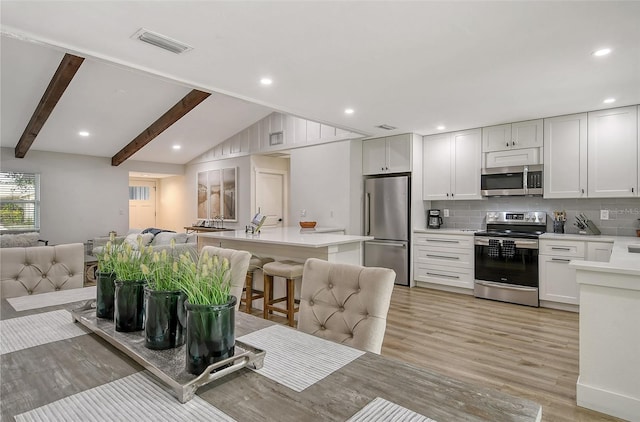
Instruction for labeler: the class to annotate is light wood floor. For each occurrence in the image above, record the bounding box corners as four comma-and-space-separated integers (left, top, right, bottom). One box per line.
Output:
381, 287, 622, 422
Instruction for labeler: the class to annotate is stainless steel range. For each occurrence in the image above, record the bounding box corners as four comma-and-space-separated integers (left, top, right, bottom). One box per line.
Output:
474, 211, 547, 307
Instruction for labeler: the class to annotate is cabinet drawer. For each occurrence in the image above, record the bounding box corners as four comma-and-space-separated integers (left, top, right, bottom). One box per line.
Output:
414, 233, 473, 249
484, 147, 540, 168
414, 262, 473, 289
540, 240, 585, 258
414, 245, 472, 268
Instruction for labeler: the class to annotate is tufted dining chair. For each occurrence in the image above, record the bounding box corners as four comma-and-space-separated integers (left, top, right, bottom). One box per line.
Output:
199, 246, 251, 312
297, 258, 396, 354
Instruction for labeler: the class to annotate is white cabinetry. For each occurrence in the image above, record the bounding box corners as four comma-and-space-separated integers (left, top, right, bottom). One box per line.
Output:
544, 113, 588, 198
423, 129, 481, 200
362, 134, 412, 175
413, 232, 474, 289
482, 119, 543, 152
587, 105, 638, 198
539, 238, 613, 307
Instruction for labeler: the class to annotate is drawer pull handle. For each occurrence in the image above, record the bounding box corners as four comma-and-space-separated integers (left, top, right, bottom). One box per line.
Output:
426, 272, 460, 279
551, 258, 572, 263
551, 247, 571, 251
426, 239, 459, 243
426, 254, 460, 260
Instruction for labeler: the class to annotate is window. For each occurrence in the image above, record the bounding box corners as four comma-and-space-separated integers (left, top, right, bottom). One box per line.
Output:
129, 186, 150, 201
0, 172, 40, 232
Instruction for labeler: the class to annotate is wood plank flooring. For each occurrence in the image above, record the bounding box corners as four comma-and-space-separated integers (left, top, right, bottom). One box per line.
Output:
381, 287, 622, 422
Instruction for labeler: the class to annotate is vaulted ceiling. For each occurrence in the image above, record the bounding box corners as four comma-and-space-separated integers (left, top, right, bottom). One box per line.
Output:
1, 1, 639, 166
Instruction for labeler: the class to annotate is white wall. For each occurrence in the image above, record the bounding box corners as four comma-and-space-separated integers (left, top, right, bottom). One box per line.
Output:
289, 140, 361, 234
0, 147, 185, 244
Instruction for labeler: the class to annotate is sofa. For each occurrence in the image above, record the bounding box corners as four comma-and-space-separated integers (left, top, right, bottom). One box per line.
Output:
0, 232, 48, 248
0, 243, 84, 299
92, 229, 197, 260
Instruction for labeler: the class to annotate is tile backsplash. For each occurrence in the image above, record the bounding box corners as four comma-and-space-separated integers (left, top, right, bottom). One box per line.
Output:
429, 197, 640, 237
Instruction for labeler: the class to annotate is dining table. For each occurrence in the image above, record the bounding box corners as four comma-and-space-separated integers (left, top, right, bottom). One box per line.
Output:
1, 288, 542, 421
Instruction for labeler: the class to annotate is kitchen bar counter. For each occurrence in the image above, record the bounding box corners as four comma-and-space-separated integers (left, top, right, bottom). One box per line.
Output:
568, 235, 640, 420
197, 227, 372, 265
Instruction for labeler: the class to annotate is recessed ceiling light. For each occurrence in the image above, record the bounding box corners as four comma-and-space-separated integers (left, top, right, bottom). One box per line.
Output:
592, 48, 612, 57
603, 98, 616, 104
344, 108, 354, 115
436, 125, 446, 131
78, 131, 90, 137
260, 78, 273, 86
172, 145, 181, 150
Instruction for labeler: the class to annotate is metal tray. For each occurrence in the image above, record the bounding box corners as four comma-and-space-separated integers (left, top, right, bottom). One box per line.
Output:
70, 300, 266, 403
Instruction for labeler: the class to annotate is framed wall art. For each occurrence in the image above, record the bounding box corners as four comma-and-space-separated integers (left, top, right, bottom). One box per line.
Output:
197, 167, 237, 222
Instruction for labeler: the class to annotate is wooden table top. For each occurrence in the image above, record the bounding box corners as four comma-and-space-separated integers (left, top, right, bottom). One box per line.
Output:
1, 297, 542, 421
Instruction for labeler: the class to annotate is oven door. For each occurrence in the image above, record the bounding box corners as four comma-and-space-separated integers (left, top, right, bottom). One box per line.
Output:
474, 237, 539, 287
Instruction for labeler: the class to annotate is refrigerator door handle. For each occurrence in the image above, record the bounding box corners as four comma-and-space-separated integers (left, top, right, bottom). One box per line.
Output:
365, 192, 371, 235
366, 241, 406, 248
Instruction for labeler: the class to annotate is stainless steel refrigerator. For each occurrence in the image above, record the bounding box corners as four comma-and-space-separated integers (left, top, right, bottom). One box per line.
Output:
363, 174, 410, 286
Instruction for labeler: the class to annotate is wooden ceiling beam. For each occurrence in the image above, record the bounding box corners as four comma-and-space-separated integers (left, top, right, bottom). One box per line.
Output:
111, 89, 211, 166
14, 53, 85, 158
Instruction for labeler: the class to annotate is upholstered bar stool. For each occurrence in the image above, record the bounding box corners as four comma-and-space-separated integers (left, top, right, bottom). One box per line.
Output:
262, 260, 304, 326
241, 255, 274, 313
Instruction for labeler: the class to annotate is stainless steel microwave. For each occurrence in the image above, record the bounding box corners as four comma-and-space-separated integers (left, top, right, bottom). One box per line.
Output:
481, 165, 543, 197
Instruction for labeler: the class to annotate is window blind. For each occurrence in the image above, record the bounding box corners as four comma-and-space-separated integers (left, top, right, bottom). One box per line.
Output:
0, 172, 40, 231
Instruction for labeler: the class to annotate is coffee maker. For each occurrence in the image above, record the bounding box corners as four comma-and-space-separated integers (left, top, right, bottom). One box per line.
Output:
427, 209, 443, 229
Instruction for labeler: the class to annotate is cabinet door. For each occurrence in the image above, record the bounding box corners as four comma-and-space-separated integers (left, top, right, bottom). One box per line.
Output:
544, 113, 587, 198
539, 255, 580, 304
588, 106, 638, 197
586, 242, 613, 262
512, 119, 543, 149
482, 124, 511, 152
387, 134, 412, 173
423, 133, 452, 200
451, 129, 481, 200
362, 137, 388, 175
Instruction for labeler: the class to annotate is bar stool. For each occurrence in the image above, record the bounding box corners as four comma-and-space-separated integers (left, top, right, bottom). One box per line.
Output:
241, 255, 274, 313
263, 260, 304, 326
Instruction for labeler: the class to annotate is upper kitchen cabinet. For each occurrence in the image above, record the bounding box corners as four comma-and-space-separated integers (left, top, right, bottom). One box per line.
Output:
423, 129, 481, 200
362, 134, 412, 175
482, 119, 543, 152
543, 113, 587, 198
587, 105, 638, 198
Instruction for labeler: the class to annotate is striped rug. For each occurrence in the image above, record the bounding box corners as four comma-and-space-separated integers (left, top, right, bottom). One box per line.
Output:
7, 286, 96, 312
0, 309, 87, 355
14, 371, 236, 422
347, 397, 436, 422
238, 324, 364, 392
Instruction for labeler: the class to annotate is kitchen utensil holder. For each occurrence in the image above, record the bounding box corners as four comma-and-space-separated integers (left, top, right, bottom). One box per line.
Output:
585, 220, 601, 235
553, 220, 565, 234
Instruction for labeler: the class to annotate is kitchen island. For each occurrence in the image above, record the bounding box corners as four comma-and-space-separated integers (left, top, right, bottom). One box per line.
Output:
570, 236, 640, 421
197, 227, 372, 265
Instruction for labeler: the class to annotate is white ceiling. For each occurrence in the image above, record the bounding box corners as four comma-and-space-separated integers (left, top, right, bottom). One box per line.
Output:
1, 1, 639, 166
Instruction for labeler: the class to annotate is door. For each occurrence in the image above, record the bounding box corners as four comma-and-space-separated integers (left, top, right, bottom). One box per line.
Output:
364, 240, 409, 286
452, 129, 482, 200
422, 133, 452, 200
362, 137, 388, 175
544, 113, 588, 198
364, 175, 409, 241
129, 179, 156, 229
256, 170, 285, 227
386, 134, 412, 173
588, 106, 638, 198
511, 119, 543, 149
539, 255, 580, 304
482, 124, 512, 152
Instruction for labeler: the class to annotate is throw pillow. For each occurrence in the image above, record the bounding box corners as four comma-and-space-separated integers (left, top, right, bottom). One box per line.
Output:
152, 232, 177, 246
124, 232, 154, 249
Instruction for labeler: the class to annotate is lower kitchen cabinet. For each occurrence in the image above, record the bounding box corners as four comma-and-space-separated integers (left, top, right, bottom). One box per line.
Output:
413, 232, 474, 289
539, 238, 613, 307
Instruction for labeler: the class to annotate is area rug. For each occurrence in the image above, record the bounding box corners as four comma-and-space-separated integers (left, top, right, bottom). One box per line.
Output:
347, 397, 436, 422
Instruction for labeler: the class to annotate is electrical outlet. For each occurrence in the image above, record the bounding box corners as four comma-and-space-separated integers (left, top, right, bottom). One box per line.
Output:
600, 209, 609, 220
444, 209, 450, 217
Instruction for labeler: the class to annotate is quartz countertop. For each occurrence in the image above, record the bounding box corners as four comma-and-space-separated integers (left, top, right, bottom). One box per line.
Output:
197, 227, 372, 248
414, 228, 478, 235
569, 235, 640, 281
540, 233, 617, 242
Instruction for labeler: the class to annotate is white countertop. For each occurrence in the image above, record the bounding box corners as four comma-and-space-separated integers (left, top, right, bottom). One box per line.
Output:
414, 228, 478, 235
197, 227, 372, 248
570, 235, 640, 282
540, 233, 617, 242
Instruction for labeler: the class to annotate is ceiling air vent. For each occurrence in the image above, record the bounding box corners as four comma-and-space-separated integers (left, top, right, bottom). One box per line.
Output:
375, 124, 397, 131
132, 28, 193, 54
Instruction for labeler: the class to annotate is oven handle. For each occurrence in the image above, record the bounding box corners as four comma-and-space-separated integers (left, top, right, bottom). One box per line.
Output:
474, 238, 539, 249
475, 280, 538, 292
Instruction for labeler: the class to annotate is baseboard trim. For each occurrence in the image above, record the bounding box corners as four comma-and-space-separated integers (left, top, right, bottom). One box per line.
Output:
577, 376, 640, 421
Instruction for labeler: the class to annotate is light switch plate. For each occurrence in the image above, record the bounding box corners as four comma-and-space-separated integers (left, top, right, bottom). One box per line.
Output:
600, 209, 609, 220
444, 209, 450, 217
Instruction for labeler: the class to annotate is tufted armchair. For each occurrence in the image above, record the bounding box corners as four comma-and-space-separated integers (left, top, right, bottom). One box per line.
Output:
199, 246, 251, 312
297, 258, 396, 354
0, 243, 84, 299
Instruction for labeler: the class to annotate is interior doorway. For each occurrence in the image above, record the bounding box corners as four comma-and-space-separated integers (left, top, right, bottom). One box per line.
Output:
129, 178, 156, 229
255, 169, 287, 227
